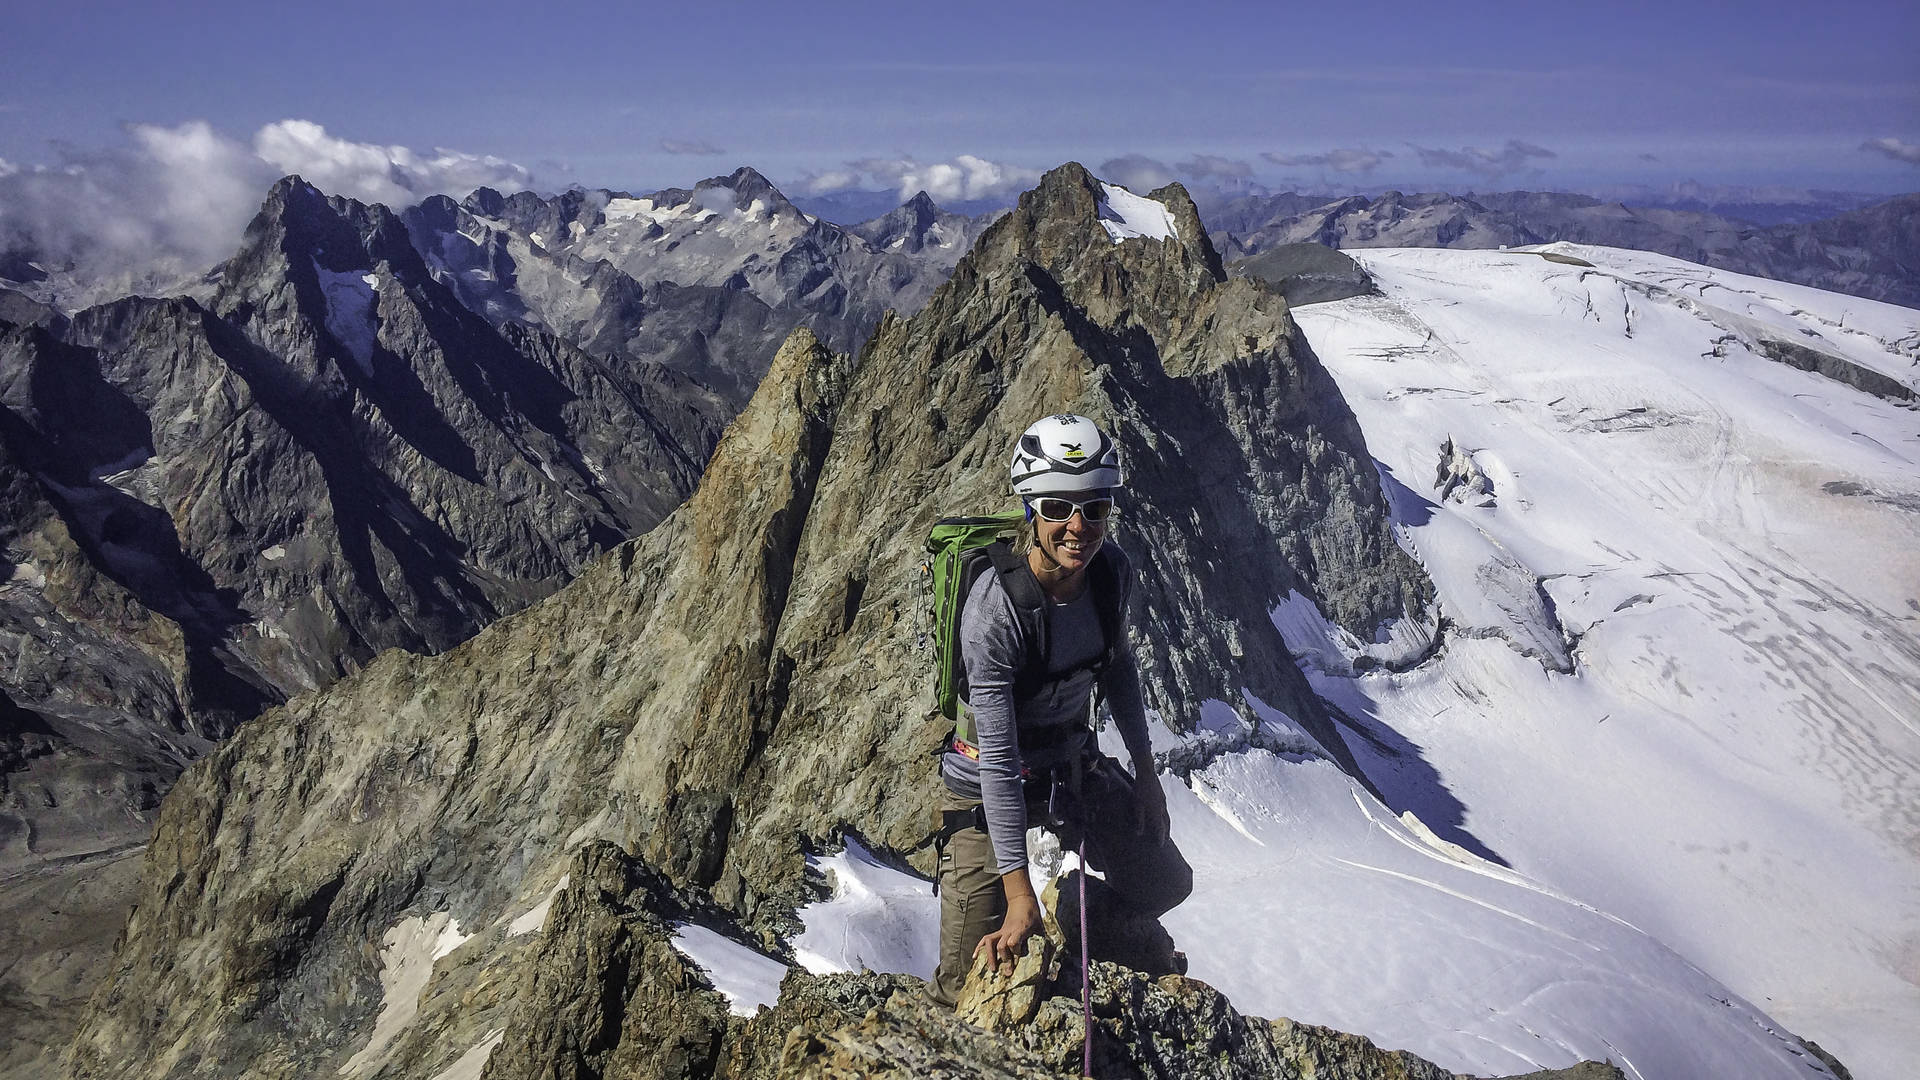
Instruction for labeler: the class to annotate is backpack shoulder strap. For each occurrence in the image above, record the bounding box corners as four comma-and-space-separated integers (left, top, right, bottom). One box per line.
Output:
1088, 544, 1129, 666
985, 542, 1050, 700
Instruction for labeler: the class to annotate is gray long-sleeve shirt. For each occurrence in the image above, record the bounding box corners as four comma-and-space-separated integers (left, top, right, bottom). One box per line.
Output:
940, 544, 1155, 874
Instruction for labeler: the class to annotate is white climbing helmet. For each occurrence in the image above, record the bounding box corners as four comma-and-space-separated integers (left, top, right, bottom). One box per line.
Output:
1008, 414, 1124, 496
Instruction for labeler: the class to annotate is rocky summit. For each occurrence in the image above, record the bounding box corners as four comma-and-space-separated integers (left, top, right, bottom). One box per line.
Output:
62, 162, 1443, 1078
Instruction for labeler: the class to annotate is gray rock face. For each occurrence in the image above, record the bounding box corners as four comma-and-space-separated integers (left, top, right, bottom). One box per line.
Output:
63, 161, 1436, 1078
404, 169, 967, 405
848, 190, 998, 269
0, 288, 66, 335
1231, 243, 1374, 307
402, 189, 793, 407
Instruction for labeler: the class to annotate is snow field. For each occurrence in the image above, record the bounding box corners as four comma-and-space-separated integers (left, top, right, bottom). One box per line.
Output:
313, 260, 381, 374
1290, 246, 1920, 1079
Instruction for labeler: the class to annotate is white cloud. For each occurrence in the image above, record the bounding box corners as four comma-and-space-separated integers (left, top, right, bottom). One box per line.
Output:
1411, 139, 1557, 181
800, 169, 862, 195
0, 119, 536, 306
253, 119, 532, 207
1860, 136, 1920, 165
1262, 148, 1394, 174
809, 154, 1040, 203
1099, 154, 1176, 192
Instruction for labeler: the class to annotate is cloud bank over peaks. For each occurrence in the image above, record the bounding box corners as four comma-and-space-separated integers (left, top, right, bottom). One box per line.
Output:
1411, 139, 1557, 181
253, 120, 533, 206
1261, 147, 1394, 175
1860, 136, 1920, 165
1098, 153, 1260, 193
803, 154, 1040, 203
0, 119, 535, 308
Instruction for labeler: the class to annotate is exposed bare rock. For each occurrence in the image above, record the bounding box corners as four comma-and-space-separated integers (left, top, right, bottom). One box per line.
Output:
849, 190, 999, 272
1435, 435, 1493, 505
406, 169, 967, 405
64, 163, 1432, 1077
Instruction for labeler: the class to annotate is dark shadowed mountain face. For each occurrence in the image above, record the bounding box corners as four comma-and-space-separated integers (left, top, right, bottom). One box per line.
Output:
0, 176, 731, 873
1216, 190, 1920, 310
61, 162, 1431, 1079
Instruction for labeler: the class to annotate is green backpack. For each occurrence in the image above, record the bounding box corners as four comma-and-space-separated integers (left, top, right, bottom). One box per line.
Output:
922, 511, 1128, 735
924, 512, 1028, 725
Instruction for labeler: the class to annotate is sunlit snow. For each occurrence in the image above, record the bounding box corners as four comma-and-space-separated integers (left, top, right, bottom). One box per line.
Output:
428, 1029, 503, 1080
1290, 245, 1919, 1080
1096, 182, 1178, 243
793, 834, 940, 978
668, 921, 789, 1016
506, 873, 568, 937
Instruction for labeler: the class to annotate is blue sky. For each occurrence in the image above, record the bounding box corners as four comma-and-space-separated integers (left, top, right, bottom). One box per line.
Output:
3, 0, 1917, 200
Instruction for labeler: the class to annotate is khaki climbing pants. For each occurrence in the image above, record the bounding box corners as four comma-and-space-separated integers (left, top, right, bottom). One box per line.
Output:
928, 755, 1192, 1006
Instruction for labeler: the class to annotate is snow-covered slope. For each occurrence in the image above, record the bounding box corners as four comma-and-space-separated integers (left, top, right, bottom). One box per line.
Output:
789, 244, 1916, 1080
1287, 246, 1920, 1079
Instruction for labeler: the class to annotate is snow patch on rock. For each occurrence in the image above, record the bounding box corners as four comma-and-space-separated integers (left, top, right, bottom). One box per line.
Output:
429, 1029, 503, 1080
314, 261, 379, 374
338, 911, 470, 1077
792, 835, 939, 979
1096, 182, 1178, 243
507, 874, 569, 937
668, 922, 788, 1016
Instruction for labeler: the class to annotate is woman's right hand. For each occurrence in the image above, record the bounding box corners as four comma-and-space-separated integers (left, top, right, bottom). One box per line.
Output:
974, 893, 1043, 971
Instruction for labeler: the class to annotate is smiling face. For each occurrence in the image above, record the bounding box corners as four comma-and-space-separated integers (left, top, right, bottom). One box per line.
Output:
1027, 497, 1107, 584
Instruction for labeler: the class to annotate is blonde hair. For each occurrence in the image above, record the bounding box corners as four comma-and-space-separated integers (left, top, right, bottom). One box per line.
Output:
1013, 513, 1037, 555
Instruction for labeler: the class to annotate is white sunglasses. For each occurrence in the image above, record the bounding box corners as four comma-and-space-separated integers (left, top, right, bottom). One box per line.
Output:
1027, 496, 1115, 523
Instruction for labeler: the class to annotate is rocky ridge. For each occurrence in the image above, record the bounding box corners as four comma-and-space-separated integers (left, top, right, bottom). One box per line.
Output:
64, 162, 1434, 1077
405, 169, 971, 404
1218, 189, 1920, 310
457, 840, 1623, 1080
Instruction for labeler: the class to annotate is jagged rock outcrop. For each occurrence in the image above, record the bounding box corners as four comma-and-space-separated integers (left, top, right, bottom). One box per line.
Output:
0, 175, 729, 843
64, 163, 1432, 1077
1231, 243, 1374, 307
1434, 436, 1493, 506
